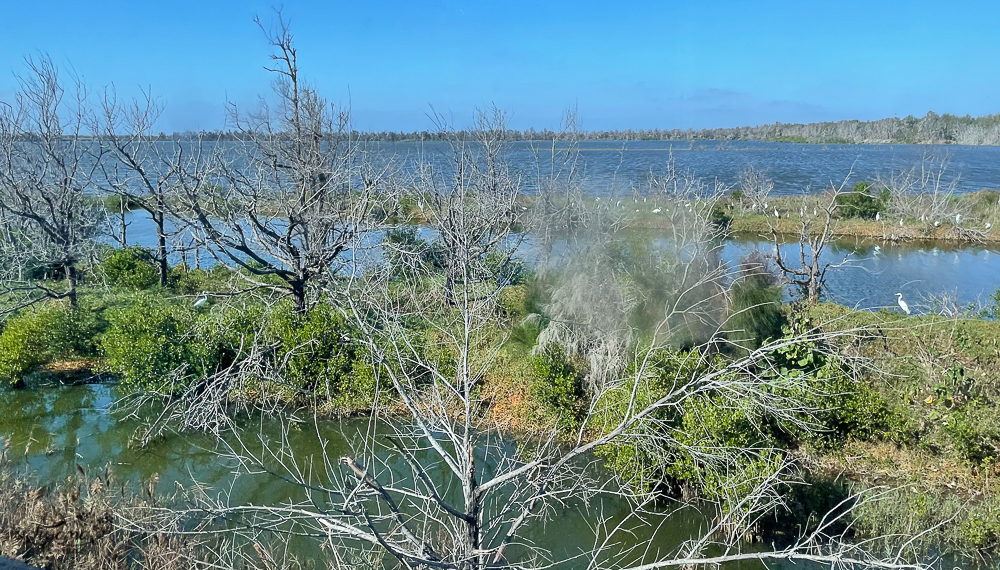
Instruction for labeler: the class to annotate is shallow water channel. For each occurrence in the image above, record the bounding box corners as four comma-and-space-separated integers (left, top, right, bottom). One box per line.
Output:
0, 383, 715, 567
0, 381, 884, 568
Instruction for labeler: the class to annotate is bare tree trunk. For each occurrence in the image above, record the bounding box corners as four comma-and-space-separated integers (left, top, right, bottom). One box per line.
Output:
64, 264, 77, 308
155, 210, 168, 287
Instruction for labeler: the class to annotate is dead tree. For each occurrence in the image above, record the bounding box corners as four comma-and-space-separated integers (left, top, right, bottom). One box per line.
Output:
415, 107, 522, 305
132, 150, 937, 570
95, 89, 186, 287
0, 56, 105, 311
178, 14, 390, 313
769, 175, 855, 304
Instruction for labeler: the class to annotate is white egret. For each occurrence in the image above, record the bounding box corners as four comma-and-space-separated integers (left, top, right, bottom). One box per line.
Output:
899, 218, 904, 227
875, 211, 880, 221
895, 293, 910, 315
193, 292, 209, 308
774, 207, 780, 218
652, 208, 661, 214
934, 220, 940, 227
987, 222, 992, 230
956, 213, 961, 225
921, 214, 926, 222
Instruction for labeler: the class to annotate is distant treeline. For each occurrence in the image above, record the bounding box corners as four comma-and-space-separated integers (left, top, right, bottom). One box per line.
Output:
153, 111, 1000, 145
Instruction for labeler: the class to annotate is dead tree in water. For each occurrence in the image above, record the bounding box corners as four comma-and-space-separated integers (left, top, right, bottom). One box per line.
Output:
0, 56, 104, 311
135, 151, 934, 570
768, 175, 855, 304
177, 14, 390, 313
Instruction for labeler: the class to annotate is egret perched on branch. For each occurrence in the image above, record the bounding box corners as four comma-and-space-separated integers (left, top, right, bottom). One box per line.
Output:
895, 293, 910, 315
956, 213, 962, 225
193, 292, 209, 308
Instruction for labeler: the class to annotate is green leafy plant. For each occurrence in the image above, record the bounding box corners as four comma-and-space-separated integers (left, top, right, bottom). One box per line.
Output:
0, 303, 103, 385
99, 247, 158, 290
531, 343, 585, 425
835, 181, 889, 220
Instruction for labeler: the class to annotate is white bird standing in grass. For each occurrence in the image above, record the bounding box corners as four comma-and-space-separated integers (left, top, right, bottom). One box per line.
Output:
774, 207, 780, 218
875, 211, 880, 221
895, 292, 910, 315
899, 218, 904, 227
987, 222, 992, 230
194, 292, 209, 308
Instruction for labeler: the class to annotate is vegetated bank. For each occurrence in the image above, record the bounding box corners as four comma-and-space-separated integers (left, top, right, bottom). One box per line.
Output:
4, 226, 1000, 567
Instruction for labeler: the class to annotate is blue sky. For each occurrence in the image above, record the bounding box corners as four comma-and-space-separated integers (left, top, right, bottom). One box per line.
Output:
0, 0, 997, 132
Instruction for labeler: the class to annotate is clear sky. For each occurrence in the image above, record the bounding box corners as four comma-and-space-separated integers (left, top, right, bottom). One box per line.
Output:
0, 0, 997, 132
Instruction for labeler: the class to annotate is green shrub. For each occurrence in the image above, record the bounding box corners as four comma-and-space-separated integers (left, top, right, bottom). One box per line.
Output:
531, 343, 584, 425
263, 302, 376, 410
835, 181, 889, 220
0, 303, 103, 384
710, 203, 733, 226
795, 360, 901, 446
101, 296, 201, 391
382, 226, 446, 275
943, 404, 1000, 465
100, 247, 158, 290
485, 250, 529, 286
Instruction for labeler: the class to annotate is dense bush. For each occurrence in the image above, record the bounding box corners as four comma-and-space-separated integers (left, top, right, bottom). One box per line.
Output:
102, 296, 378, 411
263, 302, 377, 410
485, 250, 529, 287
100, 247, 158, 290
835, 181, 889, 220
169, 265, 235, 296
101, 296, 201, 391
531, 343, 584, 425
0, 303, 104, 385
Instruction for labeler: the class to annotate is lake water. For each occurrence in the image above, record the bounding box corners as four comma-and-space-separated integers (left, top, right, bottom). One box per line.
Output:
120, 211, 1000, 315
382, 139, 1000, 196
0, 382, 721, 568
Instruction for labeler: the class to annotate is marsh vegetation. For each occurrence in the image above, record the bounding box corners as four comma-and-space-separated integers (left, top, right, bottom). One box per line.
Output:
3, 15, 1000, 570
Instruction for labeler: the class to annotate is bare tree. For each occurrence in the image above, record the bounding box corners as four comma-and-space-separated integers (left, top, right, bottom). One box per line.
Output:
130, 145, 937, 570
413, 107, 523, 304
0, 56, 105, 311
95, 88, 187, 286
768, 176, 856, 304
178, 14, 391, 313
876, 155, 966, 227
735, 164, 773, 213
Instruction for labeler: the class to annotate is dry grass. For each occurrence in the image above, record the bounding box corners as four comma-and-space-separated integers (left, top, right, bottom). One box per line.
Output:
0, 467, 205, 570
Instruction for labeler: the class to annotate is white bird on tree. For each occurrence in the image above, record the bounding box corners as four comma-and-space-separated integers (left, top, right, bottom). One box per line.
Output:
194, 292, 209, 308
895, 292, 910, 315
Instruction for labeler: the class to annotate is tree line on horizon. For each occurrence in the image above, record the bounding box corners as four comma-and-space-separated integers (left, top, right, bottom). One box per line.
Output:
150, 109, 1000, 145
